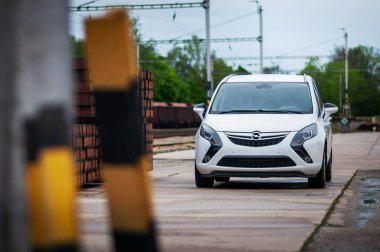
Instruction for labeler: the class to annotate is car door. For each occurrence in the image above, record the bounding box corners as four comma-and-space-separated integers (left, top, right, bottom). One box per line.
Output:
312, 81, 332, 159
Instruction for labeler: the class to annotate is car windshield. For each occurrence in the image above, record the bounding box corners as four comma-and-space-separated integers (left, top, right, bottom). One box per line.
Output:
210, 82, 313, 114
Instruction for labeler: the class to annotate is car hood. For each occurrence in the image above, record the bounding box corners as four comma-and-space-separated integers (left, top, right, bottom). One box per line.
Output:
204, 114, 316, 132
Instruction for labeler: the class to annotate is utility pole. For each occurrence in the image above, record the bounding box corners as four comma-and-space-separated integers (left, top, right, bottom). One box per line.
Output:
259, 4, 263, 73
136, 43, 140, 69
204, 0, 212, 99
211, 54, 214, 94
339, 73, 342, 116
251, 1, 263, 73
339, 28, 350, 116
344, 31, 349, 113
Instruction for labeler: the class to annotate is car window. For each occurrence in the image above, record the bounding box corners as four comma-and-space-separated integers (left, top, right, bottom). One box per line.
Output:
312, 80, 324, 116
210, 82, 313, 114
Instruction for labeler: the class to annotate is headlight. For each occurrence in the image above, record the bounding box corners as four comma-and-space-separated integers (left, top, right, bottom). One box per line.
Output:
200, 123, 222, 147
291, 123, 318, 147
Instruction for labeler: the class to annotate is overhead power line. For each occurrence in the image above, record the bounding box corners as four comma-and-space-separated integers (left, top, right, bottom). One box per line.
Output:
140, 37, 260, 44
68, 1, 206, 12
139, 55, 343, 63
169, 11, 258, 40
221, 55, 343, 61
214, 68, 372, 75
278, 36, 343, 56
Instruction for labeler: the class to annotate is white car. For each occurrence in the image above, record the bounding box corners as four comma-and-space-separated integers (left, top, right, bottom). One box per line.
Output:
193, 74, 338, 188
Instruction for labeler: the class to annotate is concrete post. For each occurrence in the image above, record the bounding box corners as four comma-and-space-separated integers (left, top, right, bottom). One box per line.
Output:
1, 0, 76, 251
0, 1, 29, 251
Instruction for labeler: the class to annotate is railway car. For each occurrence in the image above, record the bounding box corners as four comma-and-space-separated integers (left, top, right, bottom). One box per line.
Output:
153, 102, 201, 128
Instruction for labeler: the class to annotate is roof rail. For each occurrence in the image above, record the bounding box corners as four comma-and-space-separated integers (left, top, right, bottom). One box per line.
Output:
224, 74, 236, 82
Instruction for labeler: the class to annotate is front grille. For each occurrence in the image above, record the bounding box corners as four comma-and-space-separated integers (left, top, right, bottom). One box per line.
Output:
225, 132, 288, 147
228, 136, 285, 147
217, 156, 296, 168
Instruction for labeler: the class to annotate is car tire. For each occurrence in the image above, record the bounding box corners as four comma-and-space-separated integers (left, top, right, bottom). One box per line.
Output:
308, 149, 326, 188
326, 149, 332, 182
215, 177, 230, 182
195, 165, 214, 188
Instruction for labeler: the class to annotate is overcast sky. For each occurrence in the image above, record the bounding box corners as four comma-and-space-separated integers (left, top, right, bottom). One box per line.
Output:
69, 0, 380, 73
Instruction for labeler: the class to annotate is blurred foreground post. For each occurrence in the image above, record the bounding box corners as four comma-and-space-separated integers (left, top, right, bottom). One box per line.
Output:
86, 10, 158, 251
20, 0, 79, 251
0, 2, 28, 252
0, 0, 79, 251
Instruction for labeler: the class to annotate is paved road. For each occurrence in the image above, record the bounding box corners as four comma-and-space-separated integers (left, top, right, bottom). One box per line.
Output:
78, 132, 380, 252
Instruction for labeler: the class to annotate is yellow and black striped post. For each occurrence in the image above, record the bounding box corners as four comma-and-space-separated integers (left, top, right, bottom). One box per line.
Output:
0, 0, 79, 251
85, 10, 158, 251
25, 107, 79, 252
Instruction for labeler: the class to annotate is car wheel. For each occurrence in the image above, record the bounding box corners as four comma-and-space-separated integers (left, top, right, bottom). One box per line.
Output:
215, 177, 230, 182
326, 149, 332, 182
308, 149, 326, 188
195, 165, 214, 188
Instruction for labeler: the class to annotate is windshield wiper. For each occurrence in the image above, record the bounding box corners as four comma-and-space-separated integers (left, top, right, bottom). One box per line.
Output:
218, 109, 265, 114
217, 109, 304, 114
274, 110, 304, 114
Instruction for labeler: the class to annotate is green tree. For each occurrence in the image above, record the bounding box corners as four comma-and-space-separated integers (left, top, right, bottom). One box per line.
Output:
139, 43, 191, 103
234, 65, 250, 75
346, 46, 380, 116
212, 57, 234, 87
300, 46, 380, 116
263, 64, 286, 74
212, 57, 250, 86
71, 36, 85, 57
167, 35, 207, 103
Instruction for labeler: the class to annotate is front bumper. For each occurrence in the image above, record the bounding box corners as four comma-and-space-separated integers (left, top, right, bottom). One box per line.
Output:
195, 131, 324, 178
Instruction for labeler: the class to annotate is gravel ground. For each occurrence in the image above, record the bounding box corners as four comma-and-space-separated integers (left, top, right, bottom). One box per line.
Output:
303, 168, 380, 252
153, 136, 195, 154
153, 142, 194, 154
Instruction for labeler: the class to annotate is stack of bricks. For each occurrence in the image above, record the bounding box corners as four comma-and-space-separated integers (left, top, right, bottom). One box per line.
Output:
73, 58, 101, 186
138, 70, 154, 170
72, 124, 101, 186
72, 58, 154, 185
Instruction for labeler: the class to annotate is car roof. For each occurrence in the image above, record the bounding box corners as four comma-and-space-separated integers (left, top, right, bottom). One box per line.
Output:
225, 74, 307, 83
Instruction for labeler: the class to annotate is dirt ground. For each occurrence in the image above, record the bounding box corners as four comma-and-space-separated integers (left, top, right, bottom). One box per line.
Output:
303, 168, 380, 252
153, 142, 194, 154
153, 135, 194, 154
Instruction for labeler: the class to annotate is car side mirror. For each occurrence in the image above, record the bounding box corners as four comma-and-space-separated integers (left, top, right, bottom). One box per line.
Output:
324, 103, 338, 118
193, 103, 206, 120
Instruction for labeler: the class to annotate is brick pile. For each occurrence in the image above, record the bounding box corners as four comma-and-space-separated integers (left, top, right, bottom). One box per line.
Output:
72, 124, 101, 186
73, 58, 154, 186
138, 70, 154, 170
73, 58, 101, 186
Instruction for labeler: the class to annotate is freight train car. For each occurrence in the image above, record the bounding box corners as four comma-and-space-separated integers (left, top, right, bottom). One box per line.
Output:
153, 102, 201, 128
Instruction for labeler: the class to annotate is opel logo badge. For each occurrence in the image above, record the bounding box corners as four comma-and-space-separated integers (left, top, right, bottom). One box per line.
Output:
252, 131, 261, 140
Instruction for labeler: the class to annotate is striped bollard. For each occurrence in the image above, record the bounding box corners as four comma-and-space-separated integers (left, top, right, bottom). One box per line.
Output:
86, 10, 158, 252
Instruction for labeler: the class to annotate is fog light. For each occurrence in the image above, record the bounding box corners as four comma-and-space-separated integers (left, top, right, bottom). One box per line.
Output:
304, 156, 312, 163
292, 146, 313, 163
202, 145, 221, 163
